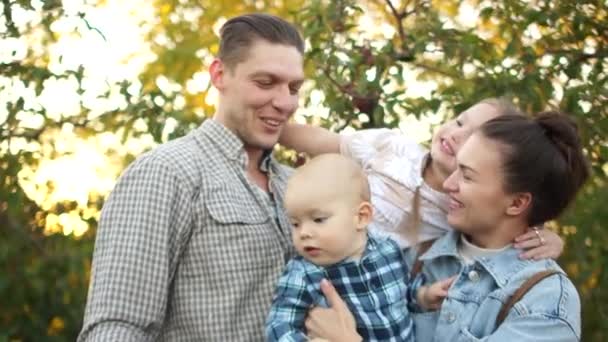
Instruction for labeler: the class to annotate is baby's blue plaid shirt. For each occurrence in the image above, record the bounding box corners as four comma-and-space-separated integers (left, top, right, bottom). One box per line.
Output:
265, 234, 414, 342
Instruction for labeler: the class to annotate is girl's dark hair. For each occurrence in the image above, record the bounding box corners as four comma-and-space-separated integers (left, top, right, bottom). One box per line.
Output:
218, 13, 305, 69
480, 111, 590, 226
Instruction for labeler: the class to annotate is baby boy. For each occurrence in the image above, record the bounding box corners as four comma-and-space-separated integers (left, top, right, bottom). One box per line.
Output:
265, 154, 449, 341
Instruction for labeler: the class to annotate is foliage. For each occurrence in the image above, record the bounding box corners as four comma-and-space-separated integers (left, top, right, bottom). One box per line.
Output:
1, 0, 606, 340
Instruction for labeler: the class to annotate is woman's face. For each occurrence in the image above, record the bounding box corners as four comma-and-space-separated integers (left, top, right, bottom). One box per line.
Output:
430, 103, 502, 177
442, 132, 516, 235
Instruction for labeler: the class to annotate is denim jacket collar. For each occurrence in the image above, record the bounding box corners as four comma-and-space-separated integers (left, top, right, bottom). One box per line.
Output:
420, 231, 537, 288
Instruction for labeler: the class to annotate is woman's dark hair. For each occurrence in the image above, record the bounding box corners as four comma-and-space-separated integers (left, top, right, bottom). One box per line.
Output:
480, 111, 590, 227
218, 13, 305, 69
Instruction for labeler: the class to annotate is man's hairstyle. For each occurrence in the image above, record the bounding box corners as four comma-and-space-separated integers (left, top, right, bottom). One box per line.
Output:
218, 13, 305, 69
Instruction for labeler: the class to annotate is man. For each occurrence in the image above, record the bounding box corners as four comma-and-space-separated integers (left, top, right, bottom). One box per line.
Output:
79, 13, 305, 341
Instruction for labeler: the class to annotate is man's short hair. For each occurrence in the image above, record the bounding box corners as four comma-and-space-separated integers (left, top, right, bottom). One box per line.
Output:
218, 13, 305, 69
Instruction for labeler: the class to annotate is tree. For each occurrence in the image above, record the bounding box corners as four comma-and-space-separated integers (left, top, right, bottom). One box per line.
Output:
1, 0, 606, 340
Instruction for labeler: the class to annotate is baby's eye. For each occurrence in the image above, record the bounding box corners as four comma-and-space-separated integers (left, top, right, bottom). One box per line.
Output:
291, 222, 300, 228
313, 217, 327, 224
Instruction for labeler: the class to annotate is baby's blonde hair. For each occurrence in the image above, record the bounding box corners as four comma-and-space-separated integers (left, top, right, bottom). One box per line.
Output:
287, 153, 370, 204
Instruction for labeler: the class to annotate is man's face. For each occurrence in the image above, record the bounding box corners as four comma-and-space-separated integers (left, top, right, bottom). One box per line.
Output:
212, 40, 305, 152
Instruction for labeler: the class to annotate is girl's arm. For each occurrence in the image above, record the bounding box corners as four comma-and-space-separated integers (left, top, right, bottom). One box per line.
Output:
514, 227, 564, 260
279, 123, 340, 157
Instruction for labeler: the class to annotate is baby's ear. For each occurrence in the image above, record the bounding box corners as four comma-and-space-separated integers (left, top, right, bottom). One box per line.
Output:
355, 201, 373, 231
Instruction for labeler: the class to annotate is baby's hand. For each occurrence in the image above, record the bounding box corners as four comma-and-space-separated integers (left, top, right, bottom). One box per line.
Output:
417, 276, 456, 311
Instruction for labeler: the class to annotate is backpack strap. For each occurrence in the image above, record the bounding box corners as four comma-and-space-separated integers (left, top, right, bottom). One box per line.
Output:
409, 239, 436, 278
495, 270, 561, 327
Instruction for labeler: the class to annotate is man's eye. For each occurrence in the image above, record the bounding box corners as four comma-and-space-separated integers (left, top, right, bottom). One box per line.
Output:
289, 86, 301, 95
255, 80, 273, 87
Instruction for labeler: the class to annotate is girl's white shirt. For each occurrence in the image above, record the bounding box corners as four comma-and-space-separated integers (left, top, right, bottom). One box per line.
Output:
340, 128, 452, 248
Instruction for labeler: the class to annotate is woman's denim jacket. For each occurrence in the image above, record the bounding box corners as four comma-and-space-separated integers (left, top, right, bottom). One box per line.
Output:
406, 231, 580, 342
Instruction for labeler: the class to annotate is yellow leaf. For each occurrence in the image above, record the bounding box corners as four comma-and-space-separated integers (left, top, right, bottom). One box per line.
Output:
47, 316, 65, 336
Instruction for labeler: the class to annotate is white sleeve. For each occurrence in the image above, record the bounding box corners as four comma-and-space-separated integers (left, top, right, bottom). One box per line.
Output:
340, 128, 421, 167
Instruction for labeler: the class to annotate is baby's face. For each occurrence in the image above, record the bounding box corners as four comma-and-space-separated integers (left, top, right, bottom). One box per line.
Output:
286, 196, 361, 266
285, 181, 366, 266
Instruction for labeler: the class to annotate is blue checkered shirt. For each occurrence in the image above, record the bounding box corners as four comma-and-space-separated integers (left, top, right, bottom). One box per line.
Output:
266, 234, 414, 342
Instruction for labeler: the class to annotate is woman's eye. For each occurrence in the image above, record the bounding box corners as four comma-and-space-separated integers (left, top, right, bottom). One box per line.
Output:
456, 118, 463, 127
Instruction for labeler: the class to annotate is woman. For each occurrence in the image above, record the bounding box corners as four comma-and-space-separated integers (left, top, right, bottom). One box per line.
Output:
306, 111, 588, 341
281, 98, 562, 258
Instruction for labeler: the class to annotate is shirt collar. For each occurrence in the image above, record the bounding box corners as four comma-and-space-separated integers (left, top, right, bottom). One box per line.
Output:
341, 233, 379, 263
199, 119, 275, 170
420, 230, 537, 288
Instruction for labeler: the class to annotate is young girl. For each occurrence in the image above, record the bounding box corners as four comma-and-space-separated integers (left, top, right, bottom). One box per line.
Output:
280, 98, 562, 258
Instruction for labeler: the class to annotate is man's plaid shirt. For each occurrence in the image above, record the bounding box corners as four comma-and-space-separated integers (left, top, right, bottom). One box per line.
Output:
266, 235, 414, 342
79, 119, 295, 341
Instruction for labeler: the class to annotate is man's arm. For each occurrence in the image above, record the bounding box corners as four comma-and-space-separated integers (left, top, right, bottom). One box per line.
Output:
78, 156, 193, 341
266, 261, 316, 342
279, 123, 340, 157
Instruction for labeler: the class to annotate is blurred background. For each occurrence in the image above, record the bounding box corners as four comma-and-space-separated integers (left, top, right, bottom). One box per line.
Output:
1, 0, 606, 340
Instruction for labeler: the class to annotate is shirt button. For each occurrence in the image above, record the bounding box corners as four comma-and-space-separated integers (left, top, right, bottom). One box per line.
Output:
468, 270, 480, 282
445, 312, 456, 323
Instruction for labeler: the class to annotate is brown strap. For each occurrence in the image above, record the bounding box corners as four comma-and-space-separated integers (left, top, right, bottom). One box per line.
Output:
409, 239, 436, 278
495, 270, 560, 327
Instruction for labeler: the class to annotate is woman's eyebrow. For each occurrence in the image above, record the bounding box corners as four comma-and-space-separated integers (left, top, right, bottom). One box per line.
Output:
459, 162, 478, 175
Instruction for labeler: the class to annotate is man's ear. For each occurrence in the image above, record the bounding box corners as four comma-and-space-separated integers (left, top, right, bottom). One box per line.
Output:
355, 201, 373, 231
209, 59, 225, 90
506, 192, 532, 216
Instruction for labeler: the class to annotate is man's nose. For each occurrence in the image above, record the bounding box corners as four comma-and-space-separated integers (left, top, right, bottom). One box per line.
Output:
272, 85, 298, 115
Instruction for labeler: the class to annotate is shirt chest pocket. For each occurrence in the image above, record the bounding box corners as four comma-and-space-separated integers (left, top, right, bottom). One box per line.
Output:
206, 190, 269, 225
185, 186, 283, 275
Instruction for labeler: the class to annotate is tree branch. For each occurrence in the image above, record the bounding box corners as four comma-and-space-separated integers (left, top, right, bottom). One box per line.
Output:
384, 0, 406, 44
1, 0, 19, 37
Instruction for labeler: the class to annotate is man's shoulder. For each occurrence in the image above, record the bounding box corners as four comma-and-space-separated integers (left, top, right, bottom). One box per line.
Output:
128, 127, 228, 181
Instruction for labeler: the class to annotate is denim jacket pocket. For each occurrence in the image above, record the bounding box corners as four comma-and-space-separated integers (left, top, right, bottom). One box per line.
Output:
458, 328, 482, 341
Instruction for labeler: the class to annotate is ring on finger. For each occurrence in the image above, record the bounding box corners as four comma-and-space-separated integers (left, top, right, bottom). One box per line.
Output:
533, 227, 545, 246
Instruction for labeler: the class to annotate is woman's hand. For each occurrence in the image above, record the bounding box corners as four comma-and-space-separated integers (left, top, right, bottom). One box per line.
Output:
305, 279, 362, 342
514, 226, 564, 260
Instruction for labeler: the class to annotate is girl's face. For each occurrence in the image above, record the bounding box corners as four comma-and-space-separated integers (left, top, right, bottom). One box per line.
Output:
430, 103, 502, 177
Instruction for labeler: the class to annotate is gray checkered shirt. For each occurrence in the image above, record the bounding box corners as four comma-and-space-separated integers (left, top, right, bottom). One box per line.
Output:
79, 119, 295, 341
